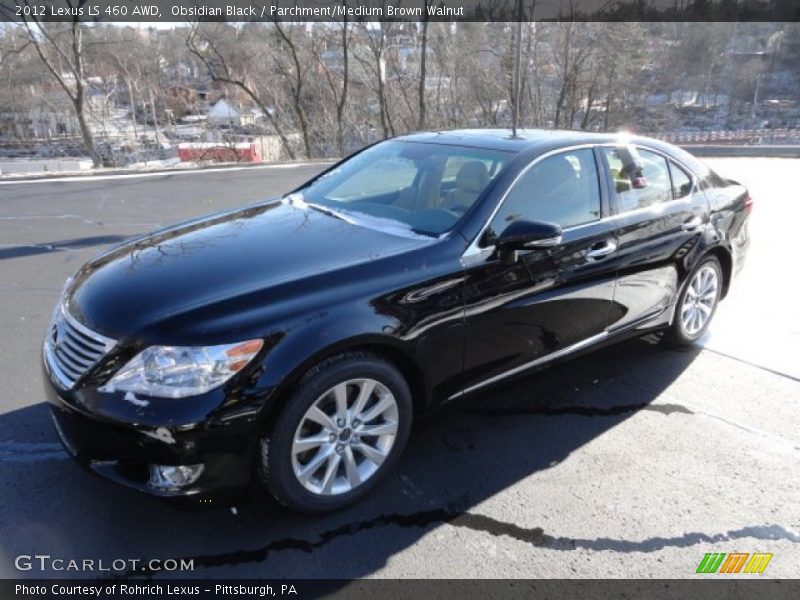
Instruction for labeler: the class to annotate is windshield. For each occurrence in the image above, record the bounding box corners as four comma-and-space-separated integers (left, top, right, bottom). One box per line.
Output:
294, 141, 514, 236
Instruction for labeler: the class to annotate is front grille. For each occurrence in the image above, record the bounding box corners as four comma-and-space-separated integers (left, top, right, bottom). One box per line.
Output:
45, 305, 116, 389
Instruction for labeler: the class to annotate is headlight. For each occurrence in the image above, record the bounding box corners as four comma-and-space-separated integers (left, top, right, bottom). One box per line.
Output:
100, 340, 263, 398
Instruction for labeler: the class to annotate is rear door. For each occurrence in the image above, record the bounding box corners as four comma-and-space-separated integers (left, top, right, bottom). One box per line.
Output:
458, 147, 618, 395
599, 145, 709, 331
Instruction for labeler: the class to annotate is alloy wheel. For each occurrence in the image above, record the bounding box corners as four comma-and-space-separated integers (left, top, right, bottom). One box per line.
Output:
680, 265, 719, 336
290, 378, 399, 496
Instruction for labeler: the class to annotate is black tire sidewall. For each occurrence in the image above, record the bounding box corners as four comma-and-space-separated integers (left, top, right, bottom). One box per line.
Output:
671, 256, 723, 344
261, 354, 412, 513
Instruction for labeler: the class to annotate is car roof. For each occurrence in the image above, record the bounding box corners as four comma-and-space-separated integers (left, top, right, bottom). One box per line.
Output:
394, 128, 627, 152
392, 128, 709, 175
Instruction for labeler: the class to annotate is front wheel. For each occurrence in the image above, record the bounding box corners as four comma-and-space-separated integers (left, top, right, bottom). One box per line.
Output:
259, 353, 412, 513
665, 255, 722, 346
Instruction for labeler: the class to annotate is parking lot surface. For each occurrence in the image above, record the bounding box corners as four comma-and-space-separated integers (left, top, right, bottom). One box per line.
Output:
0, 158, 797, 578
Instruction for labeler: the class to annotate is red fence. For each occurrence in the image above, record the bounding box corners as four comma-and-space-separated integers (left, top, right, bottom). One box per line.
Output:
177, 142, 261, 163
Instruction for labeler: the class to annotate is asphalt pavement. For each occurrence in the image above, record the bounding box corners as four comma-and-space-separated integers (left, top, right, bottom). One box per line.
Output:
0, 158, 797, 579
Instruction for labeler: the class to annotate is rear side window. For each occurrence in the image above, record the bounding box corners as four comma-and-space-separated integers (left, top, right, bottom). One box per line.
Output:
669, 161, 693, 199
602, 147, 672, 212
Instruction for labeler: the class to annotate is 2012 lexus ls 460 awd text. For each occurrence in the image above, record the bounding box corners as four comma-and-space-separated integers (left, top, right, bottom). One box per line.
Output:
43, 130, 751, 513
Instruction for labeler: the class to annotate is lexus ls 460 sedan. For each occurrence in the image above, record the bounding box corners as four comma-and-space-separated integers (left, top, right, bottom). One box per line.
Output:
43, 130, 751, 513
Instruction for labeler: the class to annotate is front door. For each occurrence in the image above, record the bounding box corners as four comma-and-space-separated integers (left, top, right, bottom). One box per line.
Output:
458, 147, 619, 395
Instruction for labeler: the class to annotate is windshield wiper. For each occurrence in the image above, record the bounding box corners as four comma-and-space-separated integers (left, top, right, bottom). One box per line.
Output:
305, 203, 356, 225
285, 193, 356, 225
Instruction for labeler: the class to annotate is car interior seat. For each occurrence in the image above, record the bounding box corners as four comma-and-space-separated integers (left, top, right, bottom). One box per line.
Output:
440, 161, 489, 212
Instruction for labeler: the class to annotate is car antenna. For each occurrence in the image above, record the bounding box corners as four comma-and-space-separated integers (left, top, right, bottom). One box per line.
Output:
510, 4, 524, 139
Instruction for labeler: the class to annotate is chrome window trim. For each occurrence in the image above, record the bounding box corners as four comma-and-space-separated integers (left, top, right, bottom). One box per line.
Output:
462, 141, 700, 259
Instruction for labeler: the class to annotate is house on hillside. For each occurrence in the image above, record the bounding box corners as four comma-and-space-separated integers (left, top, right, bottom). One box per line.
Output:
206, 99, 260, 127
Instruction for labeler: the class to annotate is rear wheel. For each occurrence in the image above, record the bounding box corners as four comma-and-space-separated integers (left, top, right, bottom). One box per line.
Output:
665, 256, 722, 346
259, 353, 412, 513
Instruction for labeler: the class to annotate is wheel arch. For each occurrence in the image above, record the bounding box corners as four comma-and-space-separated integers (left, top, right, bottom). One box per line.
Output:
257, 335, 429, 435
704, 244, 733, 299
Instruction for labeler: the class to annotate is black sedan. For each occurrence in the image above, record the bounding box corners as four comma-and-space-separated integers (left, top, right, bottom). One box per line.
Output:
43, 129, 751, 513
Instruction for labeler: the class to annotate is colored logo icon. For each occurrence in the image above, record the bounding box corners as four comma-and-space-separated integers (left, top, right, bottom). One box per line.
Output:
696, 552, 773, 574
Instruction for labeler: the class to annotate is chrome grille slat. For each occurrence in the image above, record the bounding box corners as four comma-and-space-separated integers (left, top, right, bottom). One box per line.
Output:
43, 304, 117, 389
60, 335, 97, 363
65, 326, 105, 349
55, 346, 91, 373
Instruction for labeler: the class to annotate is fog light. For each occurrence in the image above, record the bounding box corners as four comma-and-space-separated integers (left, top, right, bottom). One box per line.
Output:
148, 464, 204, 491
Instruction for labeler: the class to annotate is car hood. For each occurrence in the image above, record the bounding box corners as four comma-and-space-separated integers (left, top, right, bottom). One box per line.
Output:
67, 200, 433, 344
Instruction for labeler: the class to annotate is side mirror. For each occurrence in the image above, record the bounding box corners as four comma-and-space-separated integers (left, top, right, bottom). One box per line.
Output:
496, 219, 562, 251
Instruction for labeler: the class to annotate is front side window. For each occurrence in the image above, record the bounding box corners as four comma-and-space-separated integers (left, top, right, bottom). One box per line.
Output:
482, 148, 601, 246
298, 141, 513, 236
603, 146, 672, 212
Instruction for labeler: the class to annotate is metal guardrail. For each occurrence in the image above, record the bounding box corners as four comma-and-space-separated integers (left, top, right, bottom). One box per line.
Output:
650, 129, 800, 145
680, 145, 800, 158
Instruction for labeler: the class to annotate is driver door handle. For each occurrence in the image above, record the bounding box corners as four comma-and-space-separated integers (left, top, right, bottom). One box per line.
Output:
586, 240, 617, 260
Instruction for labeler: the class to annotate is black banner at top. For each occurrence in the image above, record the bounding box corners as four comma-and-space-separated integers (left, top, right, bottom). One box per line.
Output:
1, 0, 799, 23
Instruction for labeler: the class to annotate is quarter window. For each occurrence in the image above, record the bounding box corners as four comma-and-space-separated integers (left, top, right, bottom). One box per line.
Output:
482, 148, 601, 245
669, 161, 694, 199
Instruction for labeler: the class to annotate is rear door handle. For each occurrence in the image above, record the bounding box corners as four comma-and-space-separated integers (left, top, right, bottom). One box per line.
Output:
586, 240, 617, 260
682, 216, 703, 231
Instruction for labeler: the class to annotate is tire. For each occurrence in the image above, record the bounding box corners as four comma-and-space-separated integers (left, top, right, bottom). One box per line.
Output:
259, 352, 412, 513
664, 255, 723, 347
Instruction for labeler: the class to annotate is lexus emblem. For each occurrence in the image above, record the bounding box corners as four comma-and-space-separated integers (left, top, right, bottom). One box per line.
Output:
53, 319, 66, 352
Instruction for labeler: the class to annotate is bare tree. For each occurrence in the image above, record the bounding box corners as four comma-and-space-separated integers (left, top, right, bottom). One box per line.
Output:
21, 4, 102, 166
315, 13, 350, 155
272, 22, 314, 158
187, 22, 297, 160
354, 20, 395, 139
417, 12, 429, 130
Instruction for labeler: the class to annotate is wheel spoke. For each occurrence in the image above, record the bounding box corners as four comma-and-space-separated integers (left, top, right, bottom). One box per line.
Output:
357, 420, 398, 437
343, 446, 361, 487
692, 309, 703, 332
333, 383, 349, 423
351, 380, 376, 420
358, 395, 394, 423
696, 302, 712, 316
292, 433, 331, 454
356, 442, 387, 466
305, 406, 337, 432
319, 453, 341, 494
297, 446, 333, 485
701, 288, 717, 302
698, 271, 709, 294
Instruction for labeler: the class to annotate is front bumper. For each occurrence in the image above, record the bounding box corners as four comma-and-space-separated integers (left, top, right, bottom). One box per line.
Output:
43, 362, 261, 501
